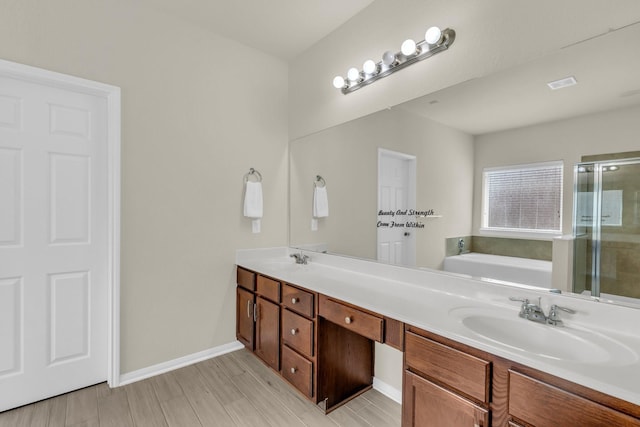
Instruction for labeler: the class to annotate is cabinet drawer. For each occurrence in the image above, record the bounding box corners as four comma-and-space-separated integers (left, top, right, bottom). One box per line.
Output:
319, 295, 383, 342
256, 275, 280, 303
281, 346, 313, 399
405, 331, 490, 403
282, 309, 314, 358
282, 284, 315, 318
236, 267, 256, 291
509, 370, 640, 427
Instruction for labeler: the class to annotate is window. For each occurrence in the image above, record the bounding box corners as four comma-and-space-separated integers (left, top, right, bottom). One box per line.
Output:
482, 161, 563, 234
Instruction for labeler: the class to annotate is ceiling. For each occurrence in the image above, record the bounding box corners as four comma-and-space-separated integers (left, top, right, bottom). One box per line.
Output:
135, 1, 640, 134
137, 0, 374, 61
398, 22, 640, 135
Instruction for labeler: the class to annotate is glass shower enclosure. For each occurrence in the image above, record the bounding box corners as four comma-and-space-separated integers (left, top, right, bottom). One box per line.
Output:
573, 158, 640, 303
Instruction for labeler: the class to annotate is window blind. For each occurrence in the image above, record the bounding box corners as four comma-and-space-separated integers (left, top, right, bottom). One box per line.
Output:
483, 163, 563, 232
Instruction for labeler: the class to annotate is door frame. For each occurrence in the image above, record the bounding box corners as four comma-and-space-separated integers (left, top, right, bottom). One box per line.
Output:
0, 59, 122, 387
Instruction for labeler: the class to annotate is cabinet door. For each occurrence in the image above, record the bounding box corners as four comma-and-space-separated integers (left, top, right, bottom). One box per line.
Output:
236, 287, 255, 349
255, 296, 280, 371
403, 371, 489, 427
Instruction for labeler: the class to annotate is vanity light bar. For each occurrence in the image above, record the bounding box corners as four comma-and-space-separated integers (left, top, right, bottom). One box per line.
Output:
332, 27, 456, 95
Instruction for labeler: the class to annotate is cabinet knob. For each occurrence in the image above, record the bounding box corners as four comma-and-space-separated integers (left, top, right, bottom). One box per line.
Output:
290, 328, 298, 335
291, 297, 299, 304
344, 316, 352, 324
290, 367, 297, 374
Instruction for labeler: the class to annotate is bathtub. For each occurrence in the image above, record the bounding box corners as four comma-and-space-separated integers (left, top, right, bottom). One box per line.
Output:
443, 253, 552, 288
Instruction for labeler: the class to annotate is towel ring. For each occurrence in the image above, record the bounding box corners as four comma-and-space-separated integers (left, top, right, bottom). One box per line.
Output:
314, 175, 326, 188
244, 168, 262, 183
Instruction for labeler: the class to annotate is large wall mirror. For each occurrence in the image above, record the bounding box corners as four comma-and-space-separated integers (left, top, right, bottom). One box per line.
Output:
290, 21, 640, 307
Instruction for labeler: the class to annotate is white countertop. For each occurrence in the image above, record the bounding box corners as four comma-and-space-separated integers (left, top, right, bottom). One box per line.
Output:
236, 247, 640, 406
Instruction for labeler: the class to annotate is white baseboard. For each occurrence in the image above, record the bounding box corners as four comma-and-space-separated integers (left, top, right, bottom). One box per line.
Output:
373, 377, 402, 404
118, 340, 244, 386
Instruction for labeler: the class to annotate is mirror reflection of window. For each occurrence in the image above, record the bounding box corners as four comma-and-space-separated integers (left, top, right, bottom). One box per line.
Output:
481, 161, 563, 235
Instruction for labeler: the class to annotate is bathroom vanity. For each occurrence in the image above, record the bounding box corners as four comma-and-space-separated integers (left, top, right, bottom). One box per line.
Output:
236, 248, 640, 426
237, 265, 403, 412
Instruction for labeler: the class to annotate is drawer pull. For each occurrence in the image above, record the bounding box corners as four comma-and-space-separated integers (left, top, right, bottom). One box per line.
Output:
344, 316, 352, 324
291, 297, 299, 304
290, 367, 297, 374
290, 328, 298, 335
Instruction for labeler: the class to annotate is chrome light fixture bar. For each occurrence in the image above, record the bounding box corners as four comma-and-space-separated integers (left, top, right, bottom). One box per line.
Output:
332, 27, 456, 95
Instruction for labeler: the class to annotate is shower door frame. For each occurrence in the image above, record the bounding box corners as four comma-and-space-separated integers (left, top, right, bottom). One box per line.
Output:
573, 157, 640, 298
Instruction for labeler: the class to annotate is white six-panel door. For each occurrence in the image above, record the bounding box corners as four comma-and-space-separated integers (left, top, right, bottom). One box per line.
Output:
0, 73, 109, 411
377, 149, 417, 266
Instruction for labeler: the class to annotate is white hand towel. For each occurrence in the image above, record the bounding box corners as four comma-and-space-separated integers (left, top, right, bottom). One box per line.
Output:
313, 186, 329, 218
244, 181, 263, 218
244, 181, 263, 233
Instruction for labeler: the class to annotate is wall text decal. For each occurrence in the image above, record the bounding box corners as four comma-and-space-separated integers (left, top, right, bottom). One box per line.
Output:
376, 209, 438, 229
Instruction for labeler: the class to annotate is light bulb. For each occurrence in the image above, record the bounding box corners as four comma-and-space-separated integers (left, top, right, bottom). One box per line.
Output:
382, 51, 396, 67
347, 67, 360, 82
363, 59, 377, 75
401, 39, 417, 56
425, 26, 442, 45
332, 76, 345, 89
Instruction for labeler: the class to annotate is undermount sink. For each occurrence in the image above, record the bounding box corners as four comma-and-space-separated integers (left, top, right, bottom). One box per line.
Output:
449, 306, 638, 366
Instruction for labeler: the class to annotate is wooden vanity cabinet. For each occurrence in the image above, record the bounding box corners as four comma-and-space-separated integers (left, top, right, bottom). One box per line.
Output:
403, 325, 640, 427
235, 269, 282, 371
238, 266, 640, 426
254, 275, 281, 371
236, 272, 320, 402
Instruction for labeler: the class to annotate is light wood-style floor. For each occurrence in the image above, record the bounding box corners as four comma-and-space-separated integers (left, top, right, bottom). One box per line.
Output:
0, 349, 401, 427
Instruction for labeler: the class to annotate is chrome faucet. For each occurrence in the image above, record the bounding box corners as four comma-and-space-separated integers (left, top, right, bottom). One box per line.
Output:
546, 304, 576, 326
509, 297, 575, 326
290, 252, 310, 265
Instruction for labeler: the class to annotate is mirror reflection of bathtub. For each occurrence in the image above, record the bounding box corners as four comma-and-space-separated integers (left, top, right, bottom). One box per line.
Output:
442, 252, 637, 306
443, 253, 552, 288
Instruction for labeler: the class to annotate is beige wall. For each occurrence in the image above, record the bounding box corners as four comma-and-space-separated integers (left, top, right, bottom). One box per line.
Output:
0, 0, 289, 374
473, 105, 640, 237
290, 107, 474, 270
289, 0, 640, 140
